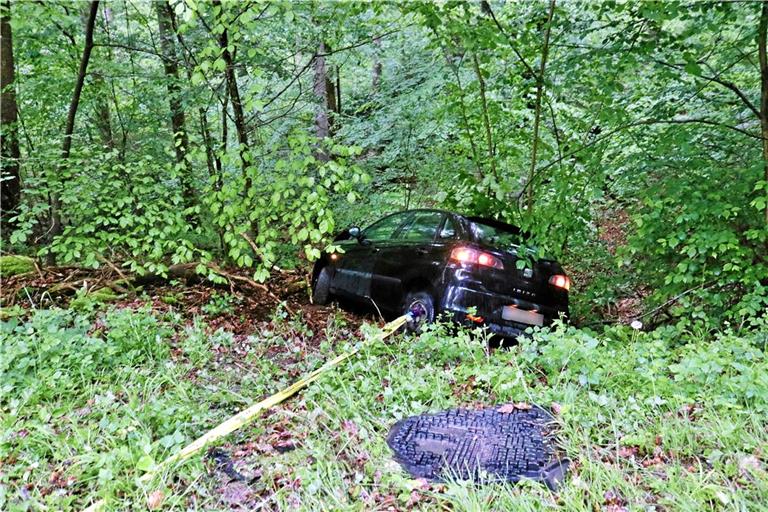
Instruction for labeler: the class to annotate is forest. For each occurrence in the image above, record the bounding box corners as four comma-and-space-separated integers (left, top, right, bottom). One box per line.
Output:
0, 0, 767, 510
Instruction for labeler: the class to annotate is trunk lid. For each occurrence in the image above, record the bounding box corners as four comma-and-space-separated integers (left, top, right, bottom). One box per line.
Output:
465, 217, 568, 310
484, 249, 566, 306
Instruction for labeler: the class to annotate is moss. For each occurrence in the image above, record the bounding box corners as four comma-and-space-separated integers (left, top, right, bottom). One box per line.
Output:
161, 294, 180, 305
69, 287, 120, 311
0, 255, 35, 277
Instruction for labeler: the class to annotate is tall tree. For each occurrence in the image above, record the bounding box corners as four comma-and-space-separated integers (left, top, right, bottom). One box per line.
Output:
213, 0, 250, 185
155, 0, 196, 217
313, 41, 331, 148
372, 36, 382, 92
48, 0, 100, 259
0, 0, 20, 234
525, 0, 556, 213
471, 53, 496, 180
91, 71, 114, 150
759, 0, 768, 224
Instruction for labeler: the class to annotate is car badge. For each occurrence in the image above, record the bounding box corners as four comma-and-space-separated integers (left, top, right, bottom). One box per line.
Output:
523, 268, 533, 279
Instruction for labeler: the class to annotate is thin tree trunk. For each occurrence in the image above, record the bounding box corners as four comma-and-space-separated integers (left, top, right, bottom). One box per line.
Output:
213, 0, 250, 188
61, 1, 99, 160
218, 93, 228, 251
472, 52, 496, 180
219, 91, 228, 177
103, 6, 129, 159
200, 108, 216, 179
169, 12, 219, 187
443, 49, 483, 180
372, 36, 382, 92
48, 0, 99, 263
335, 65, 341, 116
155, 0, 196, 219
0, 0, 21, 235
326, 68, 337, 134
525, 0, 555, 213
313, 41, 331, 156
759, 0, 768, 224
91, 72, 114, 150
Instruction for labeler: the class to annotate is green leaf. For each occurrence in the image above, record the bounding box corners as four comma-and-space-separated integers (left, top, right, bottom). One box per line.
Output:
136, 455, 155, 473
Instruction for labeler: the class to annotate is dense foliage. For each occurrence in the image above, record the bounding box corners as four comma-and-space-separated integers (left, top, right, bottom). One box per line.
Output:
1, 0, 766, 325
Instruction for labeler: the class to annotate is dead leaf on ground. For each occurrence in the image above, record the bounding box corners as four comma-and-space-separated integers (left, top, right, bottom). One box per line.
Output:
739, 455, 762, 476
341, 420, 359, 437
147, 489, 165, 510
497, 402, 532, 413
618, 446, 638, 458
219, 482, 254, 507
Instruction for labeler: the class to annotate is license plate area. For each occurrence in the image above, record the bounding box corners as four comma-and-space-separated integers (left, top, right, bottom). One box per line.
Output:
502, 306, 544, 326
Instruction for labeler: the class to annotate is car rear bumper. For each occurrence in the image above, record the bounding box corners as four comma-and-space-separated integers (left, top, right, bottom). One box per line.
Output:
439, 282, 567, 338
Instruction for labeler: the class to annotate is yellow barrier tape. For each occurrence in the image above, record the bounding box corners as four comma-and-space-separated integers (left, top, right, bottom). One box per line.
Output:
83, 314, 408, 512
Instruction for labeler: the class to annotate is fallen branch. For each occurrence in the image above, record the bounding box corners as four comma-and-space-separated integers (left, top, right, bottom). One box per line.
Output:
207, 263, 267, 292
97, 256, 135, 292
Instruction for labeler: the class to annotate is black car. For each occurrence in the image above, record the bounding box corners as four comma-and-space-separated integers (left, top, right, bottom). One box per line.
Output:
311, 209, 570, 338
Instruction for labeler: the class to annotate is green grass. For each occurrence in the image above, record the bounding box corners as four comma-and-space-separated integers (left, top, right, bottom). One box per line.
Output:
1, 304, 766, 511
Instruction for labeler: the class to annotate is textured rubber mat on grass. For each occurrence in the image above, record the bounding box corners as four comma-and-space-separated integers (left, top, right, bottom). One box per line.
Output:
387, 405, 569, 490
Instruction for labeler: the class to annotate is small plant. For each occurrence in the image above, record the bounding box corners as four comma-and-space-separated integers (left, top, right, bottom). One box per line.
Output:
201, 292, 236, 316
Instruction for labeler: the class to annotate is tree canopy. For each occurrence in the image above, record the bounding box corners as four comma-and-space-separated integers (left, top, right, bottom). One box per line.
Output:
1, 0, 766, 327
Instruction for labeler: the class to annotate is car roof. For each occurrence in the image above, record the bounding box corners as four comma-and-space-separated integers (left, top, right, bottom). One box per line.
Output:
374, 209, 525, 235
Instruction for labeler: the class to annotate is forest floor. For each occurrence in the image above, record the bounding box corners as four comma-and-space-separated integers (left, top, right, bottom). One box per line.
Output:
1, 268, 767, 511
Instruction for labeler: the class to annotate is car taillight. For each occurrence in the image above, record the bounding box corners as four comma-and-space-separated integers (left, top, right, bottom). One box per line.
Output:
450, 247, 503, 269
549, 274, 570, 291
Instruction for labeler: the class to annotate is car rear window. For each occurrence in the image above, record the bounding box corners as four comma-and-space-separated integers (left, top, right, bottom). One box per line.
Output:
470, 221, 525, 249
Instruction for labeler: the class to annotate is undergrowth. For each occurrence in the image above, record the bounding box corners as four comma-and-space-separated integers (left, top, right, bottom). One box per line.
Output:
1, 305, 766, 511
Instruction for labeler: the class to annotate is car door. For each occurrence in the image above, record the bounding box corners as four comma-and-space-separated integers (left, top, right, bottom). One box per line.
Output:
371, 210, 449, 311
330, 212, 411, 302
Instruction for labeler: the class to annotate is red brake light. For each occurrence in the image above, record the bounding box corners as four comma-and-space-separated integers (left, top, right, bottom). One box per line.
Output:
549, 274, 570, 291
451, 247, 474, 264
450, 247, 503, 269
478, 253, 493, 266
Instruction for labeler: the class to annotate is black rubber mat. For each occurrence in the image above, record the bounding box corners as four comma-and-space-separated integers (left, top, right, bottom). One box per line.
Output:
386, 405, 569, 490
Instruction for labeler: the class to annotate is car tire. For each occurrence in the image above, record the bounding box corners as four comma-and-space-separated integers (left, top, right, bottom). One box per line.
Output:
403, 291, 436, 333
312, 267, 332, 305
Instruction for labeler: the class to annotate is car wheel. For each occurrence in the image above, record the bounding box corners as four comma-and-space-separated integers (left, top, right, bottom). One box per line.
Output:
403, 291, 435, 333
312, 267, 332, 305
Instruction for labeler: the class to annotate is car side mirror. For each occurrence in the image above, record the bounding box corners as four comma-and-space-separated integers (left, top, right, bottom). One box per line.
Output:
348, 226, 361, 240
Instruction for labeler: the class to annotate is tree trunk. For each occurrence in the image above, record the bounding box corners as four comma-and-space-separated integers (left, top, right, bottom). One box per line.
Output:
213, 0, 250, 188
91, 72, 114, 150
0, 0, 21, 235
759, 0, 768, 224
168, 11, 219, 188
525, 0, 555, 214
335, 65, 341, 116
155, 0, 196, 218
443, 48, 483, 180
313, 41, 331, 160
219, 90, 228, 178
372, 36, 382, 92
325, 64, 339, 135
472, 53, 496, 181
48, 0, 99, 263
